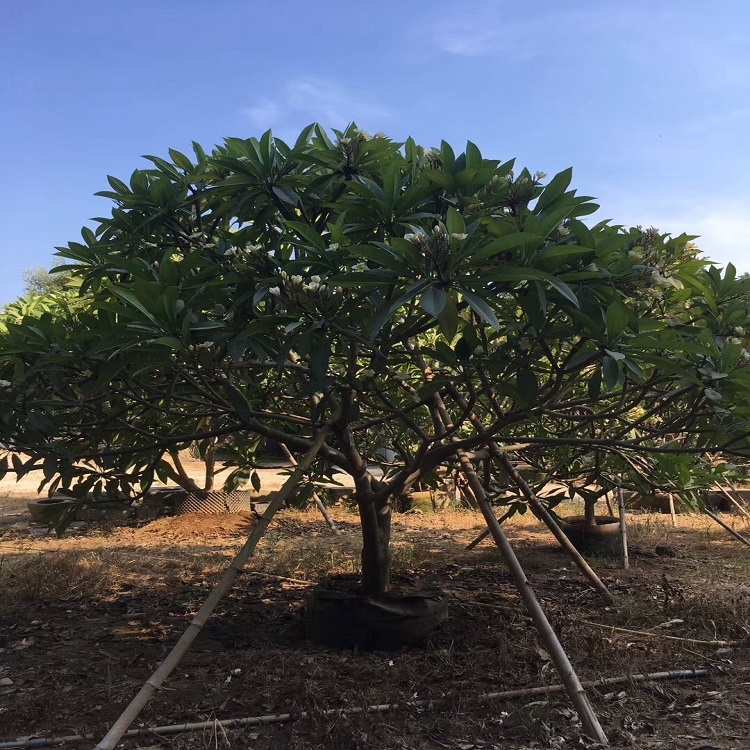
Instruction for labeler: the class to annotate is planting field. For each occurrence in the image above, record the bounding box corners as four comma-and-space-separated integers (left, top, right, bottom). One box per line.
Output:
1, 478, 750, 749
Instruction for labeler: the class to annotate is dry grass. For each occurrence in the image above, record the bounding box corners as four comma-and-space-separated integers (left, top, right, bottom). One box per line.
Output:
1, 505, 750, 749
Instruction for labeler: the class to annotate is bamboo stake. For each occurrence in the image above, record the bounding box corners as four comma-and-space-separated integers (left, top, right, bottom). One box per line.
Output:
444, 388, 615, 604
703, 508, 750, 548
0, 668, 716, 749
714, 483, 750, 521
279, 443, 340, 534
461, 457, 608, 744
617, 487, 629, 570
95, 425, 334, 750
423, 391, 608, 744
668, 493, 678, 527
491, 453, 616, 605
725, 480, 750, 517
465, 508, 513, 549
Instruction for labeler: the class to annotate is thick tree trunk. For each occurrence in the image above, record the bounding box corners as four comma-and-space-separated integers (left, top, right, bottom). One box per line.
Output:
357, 492, 392, 595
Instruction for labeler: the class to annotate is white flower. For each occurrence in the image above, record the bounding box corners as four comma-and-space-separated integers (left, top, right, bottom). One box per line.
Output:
727, 336, 742, 346
651, 271, 672, 288
269, 286, 282, 297
281, 271, 289, 280
328, 243, 340, 251
290, 275, 303, 286
534, 171, 547, 180
451, 233, 468, 242
224, 247, 234, 256
310, 275, 321, 284
735, 326, 745, 336
304, 281, 320, 293
404, 232, 424, 244
196, 341, 214, 349
584, 263, 598, 272
743, 349, 750, 361
0, 379, 11, 388
557, 223, 570, 237
352, 261, 368, 272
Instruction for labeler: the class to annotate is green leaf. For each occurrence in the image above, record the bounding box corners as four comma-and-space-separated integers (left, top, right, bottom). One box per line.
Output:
420, 287, 447, 318
168, 148, 194, 172
471, 233, 540, 263
445, 207, 465, 236
222, 381, 256, 426
438, 294, 459, 340
606, 302, 628, 341
516, 368, 539, 407
602, 355, 622, 390
462, 290, 500, 330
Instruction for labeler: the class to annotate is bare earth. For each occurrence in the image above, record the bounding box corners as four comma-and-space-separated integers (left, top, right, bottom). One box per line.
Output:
1, 465, 749, 749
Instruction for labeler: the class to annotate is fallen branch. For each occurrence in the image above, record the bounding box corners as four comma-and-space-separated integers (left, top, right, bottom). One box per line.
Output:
0, 667, 718, 749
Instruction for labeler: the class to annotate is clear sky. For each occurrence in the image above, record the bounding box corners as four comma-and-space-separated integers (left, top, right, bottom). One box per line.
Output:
1, 0, 749, 305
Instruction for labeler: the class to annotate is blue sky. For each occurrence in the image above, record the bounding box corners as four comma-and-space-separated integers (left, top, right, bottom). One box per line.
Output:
1, 0, 749, 304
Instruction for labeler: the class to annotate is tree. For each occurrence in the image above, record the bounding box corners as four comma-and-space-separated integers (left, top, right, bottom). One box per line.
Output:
2, 125, 750, 597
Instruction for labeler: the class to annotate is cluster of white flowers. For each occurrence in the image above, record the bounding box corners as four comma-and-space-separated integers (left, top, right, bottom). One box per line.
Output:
735, 326, 745, 336
726, 336, 742, 346
271, 270, 333, 299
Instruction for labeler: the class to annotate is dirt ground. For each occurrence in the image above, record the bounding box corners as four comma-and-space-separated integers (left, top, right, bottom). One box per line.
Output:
1, 468, 750, 749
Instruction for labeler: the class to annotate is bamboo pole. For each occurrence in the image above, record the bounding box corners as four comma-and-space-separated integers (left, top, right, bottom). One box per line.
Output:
714, 483, 750, 521
703, 508, 750, 548
617, 487, 629, 570
465, 508, 513, 549
424, 389, 608, 745
668, 493, 678, 527
444, 388, 615, 604
491, 452, 616, 605
279, 443, 340, 534
95, 425, 334, 750
0, 668, 716, 749
725, 480, 750, 517
459, 454, 609, 744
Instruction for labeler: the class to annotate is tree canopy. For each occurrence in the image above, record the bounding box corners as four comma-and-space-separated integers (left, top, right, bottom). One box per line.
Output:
2, 124, 750, 591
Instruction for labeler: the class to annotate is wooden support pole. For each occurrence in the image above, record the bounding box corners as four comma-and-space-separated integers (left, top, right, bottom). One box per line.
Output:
465, 508, 513, 549
422, 386, 608, 744
457, 452, 609, 745
704, 508, 750, 548
95, 426, 333, 750
714, 483, 750, 521
443, 385, 615, 605
279, 443, 340, 535
617, 487, 629, 570
668, 493, 678, 527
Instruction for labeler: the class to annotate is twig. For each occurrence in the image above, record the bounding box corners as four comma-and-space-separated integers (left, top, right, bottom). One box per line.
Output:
576, 619, 738, 646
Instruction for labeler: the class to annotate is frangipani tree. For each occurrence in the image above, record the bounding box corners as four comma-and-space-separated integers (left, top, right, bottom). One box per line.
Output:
2, 125, 750, 595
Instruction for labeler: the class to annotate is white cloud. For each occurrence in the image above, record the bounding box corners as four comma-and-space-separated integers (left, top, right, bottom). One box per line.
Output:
243, 78, 392, 139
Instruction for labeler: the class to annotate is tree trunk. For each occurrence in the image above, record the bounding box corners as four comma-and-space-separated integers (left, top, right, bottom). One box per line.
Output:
584, 497, 597, 527
357, 492, 392, 595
